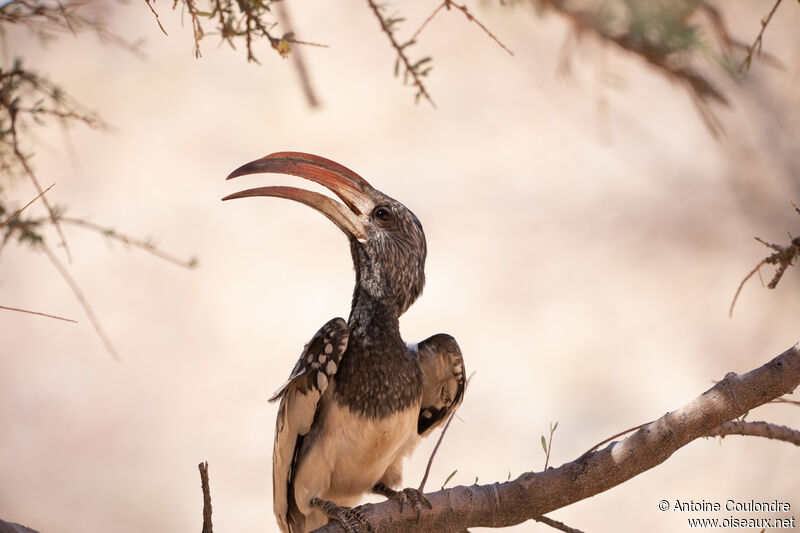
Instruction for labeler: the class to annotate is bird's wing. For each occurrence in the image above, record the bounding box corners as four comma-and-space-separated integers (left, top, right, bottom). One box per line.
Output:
410, 334, 466, 436
270, 317, 349, 533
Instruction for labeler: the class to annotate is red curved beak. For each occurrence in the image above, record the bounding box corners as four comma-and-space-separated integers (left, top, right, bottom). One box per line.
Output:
223, 152, 374, 242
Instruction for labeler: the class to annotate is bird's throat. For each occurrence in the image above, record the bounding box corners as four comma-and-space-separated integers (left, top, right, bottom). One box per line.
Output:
333, 286, 423, 418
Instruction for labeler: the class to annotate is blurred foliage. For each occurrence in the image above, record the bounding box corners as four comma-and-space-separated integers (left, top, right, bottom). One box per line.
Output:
0, 0, 795, 346
0, 0, 192, 357
522, 0, 773, 134
150, 0, 786, 123
146, 0, 329, 62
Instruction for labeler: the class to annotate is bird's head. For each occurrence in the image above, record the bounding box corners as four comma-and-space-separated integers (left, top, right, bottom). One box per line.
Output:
223, 152, 426, 316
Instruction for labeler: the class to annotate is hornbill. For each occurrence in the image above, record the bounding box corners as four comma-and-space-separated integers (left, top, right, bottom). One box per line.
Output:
223, 152, 465, 533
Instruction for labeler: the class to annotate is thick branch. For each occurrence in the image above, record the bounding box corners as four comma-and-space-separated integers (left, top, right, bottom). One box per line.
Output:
315, 343, 800, 532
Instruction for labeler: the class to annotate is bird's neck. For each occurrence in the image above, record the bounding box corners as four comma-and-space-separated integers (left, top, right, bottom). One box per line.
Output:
349, 241, 420, 317
347, 284, 400, 337
333, 284, 423, 418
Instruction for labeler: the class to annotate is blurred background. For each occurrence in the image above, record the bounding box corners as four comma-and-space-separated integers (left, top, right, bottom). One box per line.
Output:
1, 1, 799, 531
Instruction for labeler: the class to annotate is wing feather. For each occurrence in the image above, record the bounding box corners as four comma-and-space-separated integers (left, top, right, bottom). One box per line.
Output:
411, 334, 465, 437
271, 318, 349, 533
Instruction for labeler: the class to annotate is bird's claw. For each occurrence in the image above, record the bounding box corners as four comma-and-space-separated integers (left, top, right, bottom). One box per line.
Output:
374, 483, 431, 522
312, 497, 373, 533
400, 487, 432, 521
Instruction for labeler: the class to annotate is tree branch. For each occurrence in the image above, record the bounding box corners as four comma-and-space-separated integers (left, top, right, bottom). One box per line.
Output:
412, 1, 513, 56
0, 304, 77, 323
199, 461, 213, 533
58, 216, 199, 269
365, 0, 435, 107
705, 420, 800, 446
315, 343, 800, 532
729, 202, 800, 316
38, 240, 120, 361
0, 183, 54, 228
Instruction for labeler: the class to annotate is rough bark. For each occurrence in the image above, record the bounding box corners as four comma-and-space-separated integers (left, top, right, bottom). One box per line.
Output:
315, 343, 800, 532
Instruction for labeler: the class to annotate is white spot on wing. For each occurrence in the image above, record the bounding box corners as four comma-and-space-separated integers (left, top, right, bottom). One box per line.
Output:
316, 371, 328, 391
326, 360, 337, 375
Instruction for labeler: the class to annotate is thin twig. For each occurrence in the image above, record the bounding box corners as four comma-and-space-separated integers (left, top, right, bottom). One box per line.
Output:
698, 1, 781, 68
365, 0, 435, 107
39, 241, 120, 361
447, 1, 513, 56
729, 258, 769, 317
418, 412, 456, 492
542, 421, 557, 470
419, 370, 474, 492
411, 2, 447, 42
144, 0, 169, 36
184, 0, 204, 58
199, 461, 213, 533
579, 420, 652, 459
738, 0, 784, 73
534, 515, 585, 533
412, 1, 512, 55
0, 183, 55, 228
0, 304, 77, 323
770, 397, 800, 408
730, 227, 800, 317
705, 420, 800, 446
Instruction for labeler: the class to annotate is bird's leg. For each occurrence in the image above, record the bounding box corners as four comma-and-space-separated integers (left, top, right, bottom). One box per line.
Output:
310, 497, 373, 533
372, 482, 432, 521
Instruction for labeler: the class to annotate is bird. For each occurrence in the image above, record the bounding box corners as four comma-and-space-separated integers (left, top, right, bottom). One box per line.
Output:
223, 152, 465, 533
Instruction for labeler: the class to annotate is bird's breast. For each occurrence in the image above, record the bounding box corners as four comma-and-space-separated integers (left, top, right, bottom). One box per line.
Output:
333, 342, 424, 418
321, 398, 420, 501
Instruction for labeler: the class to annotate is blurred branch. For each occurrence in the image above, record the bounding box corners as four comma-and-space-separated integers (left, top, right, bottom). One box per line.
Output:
0, 194, 198, 358
0, 60, 101, 262
533, 0, 733, 135
729, 202, 800, 316
39, 239, 121, 360
0, 0, 144, 54
1, 4, 196, 359
274, 0, 319, 108
314, 343, 800, 532
59, 216, 199, 269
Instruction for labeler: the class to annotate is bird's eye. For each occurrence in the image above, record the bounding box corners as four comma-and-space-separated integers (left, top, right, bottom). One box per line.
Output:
373, 207, 392, 222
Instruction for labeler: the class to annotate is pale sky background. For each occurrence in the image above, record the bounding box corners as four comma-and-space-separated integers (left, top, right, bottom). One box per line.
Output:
2, 2, 799, 532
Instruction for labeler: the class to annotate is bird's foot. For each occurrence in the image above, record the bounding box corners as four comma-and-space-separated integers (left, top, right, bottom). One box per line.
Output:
311, 497, 373, 533
372, 483, 432, 521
